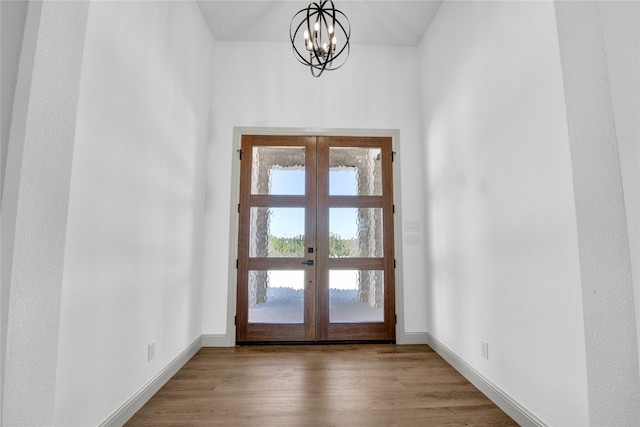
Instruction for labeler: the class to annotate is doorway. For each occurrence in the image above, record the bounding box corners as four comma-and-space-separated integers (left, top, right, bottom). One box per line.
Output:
235, 135, 395, 343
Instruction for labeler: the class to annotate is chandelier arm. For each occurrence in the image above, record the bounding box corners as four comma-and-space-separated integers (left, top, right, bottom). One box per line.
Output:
317, 2, 335, 67
306, 3, 316, 50
311, 59, 328, 77
327, 0, 337, 38
333, 11, 351, 41
315, 4, 330, 65
330, 12, 350, 60
323, 44, 349, 71
311, 5, 327, 69
289, 9, 306, 44
290, 8, 323, 67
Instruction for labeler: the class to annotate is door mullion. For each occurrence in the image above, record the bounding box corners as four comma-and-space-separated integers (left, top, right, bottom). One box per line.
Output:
316, 138, 331, 340
304, 137, 318, 341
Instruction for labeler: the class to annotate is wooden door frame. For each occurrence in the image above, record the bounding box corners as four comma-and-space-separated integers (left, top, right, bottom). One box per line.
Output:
225, 127, 406, 346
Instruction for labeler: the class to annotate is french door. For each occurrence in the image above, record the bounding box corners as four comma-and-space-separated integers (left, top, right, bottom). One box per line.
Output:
236, 135, 395, 343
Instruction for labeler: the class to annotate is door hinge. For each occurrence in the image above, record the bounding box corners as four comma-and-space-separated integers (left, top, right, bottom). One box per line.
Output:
237, 203, 240, 213
392, 205, 395, 214
394, 259, 396, 269
395, 314, 397, 324
392, 151, 396, 162
237, 149, 242, 160
235, 315, 237, 325
236, 259, 239, 269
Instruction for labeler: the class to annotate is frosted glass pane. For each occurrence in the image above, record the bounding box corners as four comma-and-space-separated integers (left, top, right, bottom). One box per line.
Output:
329, 208, 383, 258
250, 208, 305, 257
329, 147, 382, 195
329, 270, 384, 323
248, 270, 304, 324
251, 146, 305, 195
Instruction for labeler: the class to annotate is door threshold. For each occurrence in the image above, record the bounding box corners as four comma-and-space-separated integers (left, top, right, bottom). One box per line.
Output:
236, 340, 396, 346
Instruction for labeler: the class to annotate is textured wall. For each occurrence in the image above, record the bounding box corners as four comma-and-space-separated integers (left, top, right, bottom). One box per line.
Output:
599, 0, 640, 378
555, 2, 640, 424
2, 2, 89, 424
0, 1, 32, 419
0, 0, 28, 200
418, 1, 588, 424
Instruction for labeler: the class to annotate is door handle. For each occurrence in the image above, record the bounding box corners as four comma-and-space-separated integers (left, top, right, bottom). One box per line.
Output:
301, 260, 314, 266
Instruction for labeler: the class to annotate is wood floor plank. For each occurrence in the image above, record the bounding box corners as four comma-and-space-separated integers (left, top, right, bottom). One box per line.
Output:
125, 344, 517, 426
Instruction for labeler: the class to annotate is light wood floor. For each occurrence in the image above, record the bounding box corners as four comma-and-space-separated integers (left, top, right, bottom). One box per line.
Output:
125, 344, 517, 426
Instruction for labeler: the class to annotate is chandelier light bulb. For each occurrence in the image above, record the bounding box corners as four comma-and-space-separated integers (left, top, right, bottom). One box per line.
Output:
290, 0, 351, 77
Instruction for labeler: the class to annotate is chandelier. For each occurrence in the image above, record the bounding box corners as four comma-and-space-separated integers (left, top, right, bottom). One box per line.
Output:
290, 1, 351, 77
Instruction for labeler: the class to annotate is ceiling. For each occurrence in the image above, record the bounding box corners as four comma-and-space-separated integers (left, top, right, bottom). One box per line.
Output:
196, 1, 443, 47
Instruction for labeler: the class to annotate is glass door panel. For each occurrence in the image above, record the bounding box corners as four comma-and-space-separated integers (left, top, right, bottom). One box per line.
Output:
251, 146, 306, 195
329, 147, 383, 196
248, 270, 305, 324
249, 207, 305, 258
329, 270, 384, 323
329, 208, 383, 258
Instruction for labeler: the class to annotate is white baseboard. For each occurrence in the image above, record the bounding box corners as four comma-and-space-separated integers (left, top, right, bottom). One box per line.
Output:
397, 331, 429, 345
99, 336, 202, 427
201, 334, 231, 347
425, 333, 547, 427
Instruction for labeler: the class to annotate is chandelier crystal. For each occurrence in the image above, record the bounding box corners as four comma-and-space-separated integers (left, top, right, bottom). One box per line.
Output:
290, 1, 351, 77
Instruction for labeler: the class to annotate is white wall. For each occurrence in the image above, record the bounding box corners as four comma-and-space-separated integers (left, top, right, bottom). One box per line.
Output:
0, 1, 30, 419
1, 0, 28, 200
599, 0, 640, 374
53, 2, 213, 425
418, 2, 588, 425
555, 2, 639, 423
203, 40, 429, 338
2, 2, 89, 424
